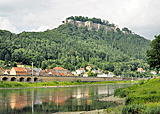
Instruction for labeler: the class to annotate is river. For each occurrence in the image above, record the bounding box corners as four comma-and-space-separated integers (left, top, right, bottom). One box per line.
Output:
0, 83, 132, 114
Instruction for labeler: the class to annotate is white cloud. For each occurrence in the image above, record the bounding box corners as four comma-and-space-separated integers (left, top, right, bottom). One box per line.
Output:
28, 25, 55, 32
0, 17, 19, 33
0, 0, 159, 40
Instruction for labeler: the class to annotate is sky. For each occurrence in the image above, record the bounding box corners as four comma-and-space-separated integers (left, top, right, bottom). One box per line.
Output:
0, 0, 159, 40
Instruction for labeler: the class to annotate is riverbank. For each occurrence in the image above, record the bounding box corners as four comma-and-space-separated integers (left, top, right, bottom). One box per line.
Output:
112, 78, 160, 113
54, 78, 160, 114
0, 80, 138, 89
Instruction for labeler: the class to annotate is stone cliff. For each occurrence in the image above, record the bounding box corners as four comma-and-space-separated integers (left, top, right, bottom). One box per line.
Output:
64, 19, 117, 32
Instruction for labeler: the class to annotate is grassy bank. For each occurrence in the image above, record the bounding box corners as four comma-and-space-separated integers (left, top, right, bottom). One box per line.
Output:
0, 80, 136, 88
108, 78, 160, 113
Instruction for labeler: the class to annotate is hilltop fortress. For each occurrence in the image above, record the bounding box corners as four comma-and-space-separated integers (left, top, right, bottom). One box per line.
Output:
64, 19, 117, 32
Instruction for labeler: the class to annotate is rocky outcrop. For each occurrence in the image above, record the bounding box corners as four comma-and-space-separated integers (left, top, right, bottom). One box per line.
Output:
64, 19, 117, 32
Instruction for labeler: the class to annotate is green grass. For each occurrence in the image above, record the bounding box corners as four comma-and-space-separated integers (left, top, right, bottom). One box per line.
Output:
112, 78, 160, 113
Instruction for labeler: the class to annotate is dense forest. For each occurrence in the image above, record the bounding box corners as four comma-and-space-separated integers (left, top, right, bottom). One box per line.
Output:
0, 16, 152, 77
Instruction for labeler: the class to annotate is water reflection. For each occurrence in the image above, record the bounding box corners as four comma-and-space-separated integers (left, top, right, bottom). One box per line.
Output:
0, 83, 132, 113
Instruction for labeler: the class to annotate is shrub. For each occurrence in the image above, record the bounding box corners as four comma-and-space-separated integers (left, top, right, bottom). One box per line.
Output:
121, 104, 146, 114
76, 79, 81, 82
114, 88, 129, 98
53, 80, 58, 84
145, 107, 160, 114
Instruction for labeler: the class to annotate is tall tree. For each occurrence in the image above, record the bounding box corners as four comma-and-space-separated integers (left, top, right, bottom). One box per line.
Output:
146, 35, 160, 70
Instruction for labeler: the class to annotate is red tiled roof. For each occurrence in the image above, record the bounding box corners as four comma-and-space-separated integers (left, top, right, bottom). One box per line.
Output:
53, 67, 67, 71
60, 73, 65, 76
12, 67, 27, 75
13, 67, 26, 71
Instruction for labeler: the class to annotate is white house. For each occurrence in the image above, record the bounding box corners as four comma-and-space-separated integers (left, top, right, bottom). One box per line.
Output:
83, 72, 88, 77
34, 68, 42, 76
72, 71, 77, 76
97, 74, 108, 77
86, 66, 91, 71
92, 69, 102, 74
150, 71, 157, 75
108, 72, 114, 77
76, 68, 85, 75
97, 72, 114, 77
137, 68, 145, 73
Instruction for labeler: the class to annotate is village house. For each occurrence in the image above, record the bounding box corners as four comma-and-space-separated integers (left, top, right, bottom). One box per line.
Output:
4, 69, 11, 75
86, 66, 91, 71
25, 68, 36, 76
97, 72, 114, 77
67, 72, 73, 76
71, 71, 77, 76
33, 68, 42, 76
137, 68, 145, 73
76, 67, 85, 75
53, 67, 68, 76
39, 70, 46, 76
92, 69, 102, 74
0, 67, 4, 75
48, 71, 62, 76
150, 71, 157, 75
10, 67, 27, 75
83, 72, 88, 77
39, 69, 61, 76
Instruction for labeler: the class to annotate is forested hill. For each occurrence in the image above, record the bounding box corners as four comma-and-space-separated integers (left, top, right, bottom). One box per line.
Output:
0, 19, 151, 74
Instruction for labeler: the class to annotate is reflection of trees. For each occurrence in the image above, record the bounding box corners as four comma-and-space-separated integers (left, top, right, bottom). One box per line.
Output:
0, 84, 132, 113
9, 100, 119, 113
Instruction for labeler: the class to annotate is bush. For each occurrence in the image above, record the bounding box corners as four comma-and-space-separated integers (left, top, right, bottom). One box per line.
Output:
53, 80, 58, 84
114, 88, 129, 98
76, 79, 81, 82
146, 107, 160, 114
125, 94, 160, 105
121, 104, 146, 114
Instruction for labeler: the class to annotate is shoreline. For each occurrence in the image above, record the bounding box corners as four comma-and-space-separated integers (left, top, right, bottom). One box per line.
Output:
0, 82, 135, 90
0, 83, 114, 90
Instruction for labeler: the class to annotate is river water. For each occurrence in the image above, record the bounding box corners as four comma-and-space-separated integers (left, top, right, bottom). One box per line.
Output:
0, 83, 132, 114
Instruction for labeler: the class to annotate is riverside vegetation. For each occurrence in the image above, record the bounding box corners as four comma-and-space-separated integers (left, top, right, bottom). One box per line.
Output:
104, 78, 160, 113
0, 80, 136, 88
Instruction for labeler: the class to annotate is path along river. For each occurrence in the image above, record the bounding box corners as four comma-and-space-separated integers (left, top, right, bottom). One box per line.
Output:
0, 83, 133, 114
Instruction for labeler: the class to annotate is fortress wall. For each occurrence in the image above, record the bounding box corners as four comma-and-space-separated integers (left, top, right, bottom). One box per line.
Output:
75, 21, 85, 27
65, 19, 116, 32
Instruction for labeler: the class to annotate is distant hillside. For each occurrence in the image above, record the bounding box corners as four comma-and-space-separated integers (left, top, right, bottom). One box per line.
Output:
0, 16, 151, 75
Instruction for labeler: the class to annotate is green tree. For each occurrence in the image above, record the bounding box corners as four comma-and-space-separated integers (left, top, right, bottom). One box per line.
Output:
146, 35, 160, 70
87, 70, 94, 77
